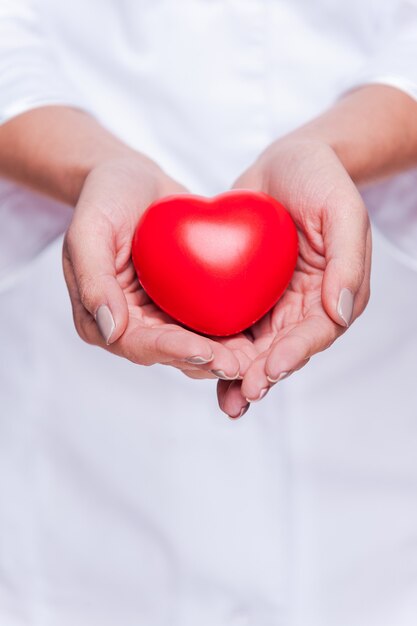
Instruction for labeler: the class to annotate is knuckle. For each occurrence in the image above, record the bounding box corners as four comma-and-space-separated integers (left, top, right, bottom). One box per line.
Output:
153, 332, 167, 360
73, 309, 96, 345
346, 261, 365, 289
120, 339, 149, 366
154, 328, 180, 361
353, 266, 365, 289
289, 332, 311, 356
135, 355, 151, 367
130, 344, 153, 367
77, 274, 99, 313
64, 227, 78, 257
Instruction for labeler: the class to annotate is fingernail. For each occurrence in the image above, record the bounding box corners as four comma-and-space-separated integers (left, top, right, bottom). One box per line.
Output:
246, 387, 269, 403
337, 288, 354, 327
95, 305, 115, 345
227, 404, 249, 420
267, 371, 291, 384
210, 369, 240, 380
186, 354, 213, 365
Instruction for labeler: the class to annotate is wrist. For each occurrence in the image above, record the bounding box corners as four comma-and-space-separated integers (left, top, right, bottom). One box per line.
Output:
281, 130, 356, 179
66, 143, 138, 205
275, 85, 417, 184
257, 135, 340, 182
82, 151, 169, 201
0, 106, 163, 206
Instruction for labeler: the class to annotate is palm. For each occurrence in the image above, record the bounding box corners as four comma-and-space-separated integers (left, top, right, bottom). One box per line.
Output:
113, 255, 207, 370
217, 230, 342, 416
251, 249, 333, 356
125, 280, 257, 378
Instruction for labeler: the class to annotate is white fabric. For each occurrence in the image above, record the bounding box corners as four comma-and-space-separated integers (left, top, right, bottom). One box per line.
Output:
0, 1, 417, 625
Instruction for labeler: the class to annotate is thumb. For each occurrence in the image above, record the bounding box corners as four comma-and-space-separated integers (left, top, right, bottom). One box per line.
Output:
63, 215, 129, 346
321, 200, 371, 328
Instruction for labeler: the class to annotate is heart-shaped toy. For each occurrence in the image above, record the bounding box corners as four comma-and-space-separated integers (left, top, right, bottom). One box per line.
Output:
132, 190, 298, 336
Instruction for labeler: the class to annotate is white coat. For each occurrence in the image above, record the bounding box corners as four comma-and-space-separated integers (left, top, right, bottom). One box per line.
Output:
0, 1, 417, 625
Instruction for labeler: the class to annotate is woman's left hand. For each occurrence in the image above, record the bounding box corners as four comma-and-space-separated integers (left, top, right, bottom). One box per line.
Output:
217, 138, 372, 418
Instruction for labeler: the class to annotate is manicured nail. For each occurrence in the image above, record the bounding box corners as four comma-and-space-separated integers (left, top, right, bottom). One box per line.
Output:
228, 404, 249, 420
337, 288, 354, 327
210, 369, 240, 380
246, 387, 269, 403
267, 371, 291, 384
95, 305, 115, 345
186, 354, 213, 365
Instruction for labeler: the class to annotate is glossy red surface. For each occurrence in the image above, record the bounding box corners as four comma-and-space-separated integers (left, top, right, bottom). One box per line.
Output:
132, 190, 298, 336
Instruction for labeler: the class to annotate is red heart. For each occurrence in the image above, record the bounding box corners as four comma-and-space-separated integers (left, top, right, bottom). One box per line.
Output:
132, 190, 298, 336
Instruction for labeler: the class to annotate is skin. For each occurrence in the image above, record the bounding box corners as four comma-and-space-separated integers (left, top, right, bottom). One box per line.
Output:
1, 85, 417, 417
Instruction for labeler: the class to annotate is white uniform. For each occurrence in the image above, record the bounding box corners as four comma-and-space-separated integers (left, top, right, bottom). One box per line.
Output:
0, 1, 417, 625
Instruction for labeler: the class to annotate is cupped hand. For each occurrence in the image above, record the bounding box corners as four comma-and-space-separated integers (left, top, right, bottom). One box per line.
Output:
218, 139, 372, 418
63, 155, 248, 380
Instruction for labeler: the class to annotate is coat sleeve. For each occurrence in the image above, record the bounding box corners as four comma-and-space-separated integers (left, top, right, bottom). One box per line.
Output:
352, 1, 417, 101
0, 0, 86, 122
350, 1, 417, 271
0, 0, 86, 288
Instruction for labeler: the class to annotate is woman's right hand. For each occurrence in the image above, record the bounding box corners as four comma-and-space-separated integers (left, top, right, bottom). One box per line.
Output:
63, 155, 249, 380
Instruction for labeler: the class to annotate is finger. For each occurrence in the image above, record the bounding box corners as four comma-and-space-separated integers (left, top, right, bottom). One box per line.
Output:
217, 380, 249, 420
63, 216, 128, 345
213, 333, 259, 379
62, 249, 108, 346
251, 319, 276, 353
125, 326, 241, 377
240, 351, 272, 403
242, 314, 341, 400
321, 197, 370, 328
242, 354, 311, 403
217, 379, 232, 409
203, 338, 242, 379
115, 325, 216, 366
168, 359, 218, 378
355, 227, 372, 311
180, 369, 217, 380
264, 315, 340, 380
169, 336, 242, 379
